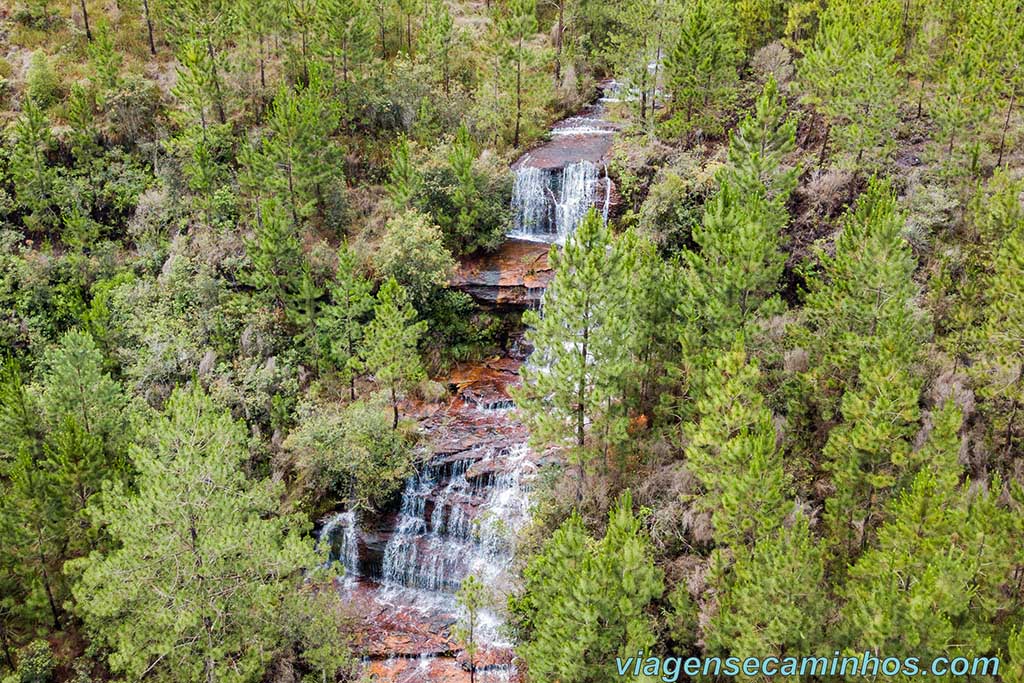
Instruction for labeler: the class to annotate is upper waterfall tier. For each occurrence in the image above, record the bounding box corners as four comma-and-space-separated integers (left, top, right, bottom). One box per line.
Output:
507, 84, 621, 244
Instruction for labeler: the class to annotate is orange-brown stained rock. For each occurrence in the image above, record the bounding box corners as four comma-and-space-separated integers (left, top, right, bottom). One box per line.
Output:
451, 239, 553, 305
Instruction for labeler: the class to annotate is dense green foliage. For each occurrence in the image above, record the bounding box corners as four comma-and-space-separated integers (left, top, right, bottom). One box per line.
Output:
1, 0, 1024, 680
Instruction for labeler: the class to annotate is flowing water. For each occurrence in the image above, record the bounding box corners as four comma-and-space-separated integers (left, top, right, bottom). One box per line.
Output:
508, 86, 620, 243
509, 159, 612, 243
319, 82, 620, 682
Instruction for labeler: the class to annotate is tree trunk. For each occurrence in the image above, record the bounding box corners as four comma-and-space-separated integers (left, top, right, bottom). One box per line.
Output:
80, 0, 93, 41
205, 36, 227, 124
391, 385, 399, 429
0, 622, 14, 670
818, 120, 831, 168
39, 547, 61, 630
1005, 365, 1023, 457
143, 0, 156, 54
259, 36, 267, 90
514, 39, 523, 148
997, 88, 1016, 167
554, 1, 564, 87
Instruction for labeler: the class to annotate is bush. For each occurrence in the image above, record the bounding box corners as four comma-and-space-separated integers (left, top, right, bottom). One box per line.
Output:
375, 209, 456, 307
284, 394, 415, 511
637, 158, 716, 254
10, 640, 54, 683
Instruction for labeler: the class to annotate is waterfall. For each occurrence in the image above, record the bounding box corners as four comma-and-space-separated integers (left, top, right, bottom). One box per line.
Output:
510, 165, 552, 236
379, 450, 529, 598
319, 510, 360, 581
509, 160, 604, 243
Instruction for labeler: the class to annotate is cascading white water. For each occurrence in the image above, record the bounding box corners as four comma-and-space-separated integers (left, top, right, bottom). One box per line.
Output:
510, 165, 553, 237
554, 161, 600, 241
375, 445, 532, 647
509, 160, 612, 243
318, 510, 360, 583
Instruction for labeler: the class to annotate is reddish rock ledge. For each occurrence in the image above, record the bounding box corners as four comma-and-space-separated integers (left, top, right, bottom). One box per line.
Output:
451, 239, 553, 306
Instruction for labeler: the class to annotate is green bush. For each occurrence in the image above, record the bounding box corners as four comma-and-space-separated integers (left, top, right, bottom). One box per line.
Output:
11, 640, 53, 683
284, 394, 415, 511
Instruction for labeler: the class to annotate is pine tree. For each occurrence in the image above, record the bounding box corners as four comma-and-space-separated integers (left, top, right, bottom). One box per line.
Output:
973, 223, 1024, 458
321, 0, 374, 114
684, 346, 791, 547
447, 124, 481, 252
719, 75, 799, 206
69, 384, 347, 683
386, 136, 421, 211
287, 266, 325, 372
499, 0, 546, 148
283, 0, 321, 85
244, 199, 305, 308
86, 22, 123, 93
799, 0, 901, 168
518, 492, 663, 683
454, 575, 487, 683
396, 0, 421, 55
933, 47, 990, 175
795, 179, 926, 417
237, 0, 278, 111
163, 0, 233, 124
39, 329, 131, 463
732, 0, 788, 53
664, 0, 739, 124
318, 243, 374, 400
619, 229, 676, 419
0, 358, 46, 466
67, 83, 99, 164
821, 347, 921, 559
839, 402, 1018, 664
171, 39, 220, 131
361, 278, 427, 429
604, 0, 668, 126
0, 448, 65, 631
515, 210, 633, 494
10, 97, 58, 231
684, 183, 786, 352
420, 0, 455, 92
705, 514, 828, 666
257, 79, 343, 223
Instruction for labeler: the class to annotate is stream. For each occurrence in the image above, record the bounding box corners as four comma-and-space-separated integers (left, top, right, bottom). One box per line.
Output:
319, 81, 621, 683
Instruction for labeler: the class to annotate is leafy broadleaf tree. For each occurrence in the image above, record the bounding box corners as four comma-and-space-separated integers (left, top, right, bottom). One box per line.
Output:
70, 385, 348, 683
375, 209, 456, 308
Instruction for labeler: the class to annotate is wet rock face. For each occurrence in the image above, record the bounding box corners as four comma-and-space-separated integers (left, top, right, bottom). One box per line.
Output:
450, 238, 553, 306
321, 358, 530, 682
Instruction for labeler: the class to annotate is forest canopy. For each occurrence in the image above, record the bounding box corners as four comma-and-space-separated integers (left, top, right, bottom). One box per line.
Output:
1, 0, 1024, 681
